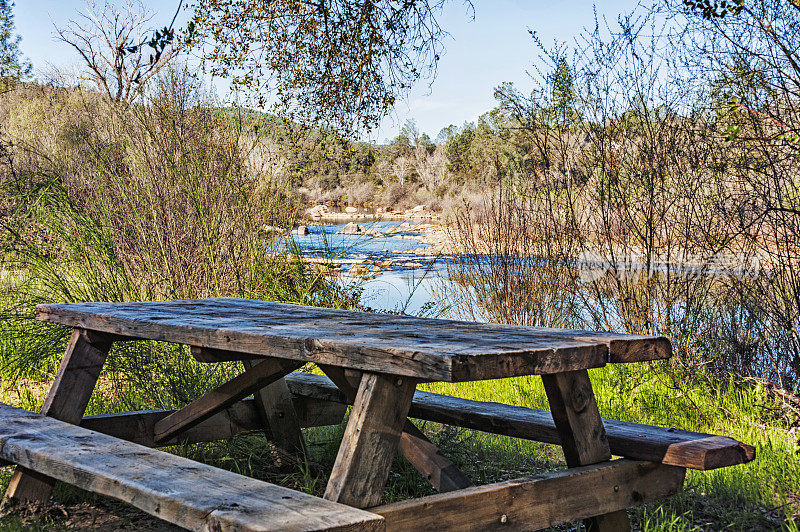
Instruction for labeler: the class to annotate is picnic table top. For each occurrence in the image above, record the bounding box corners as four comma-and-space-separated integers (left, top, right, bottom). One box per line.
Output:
36, 298, 671, 382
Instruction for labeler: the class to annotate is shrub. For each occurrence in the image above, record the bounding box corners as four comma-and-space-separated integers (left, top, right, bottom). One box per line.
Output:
347, 181, 377, 207
0, 71, 356, 407
383, 182, 414, 210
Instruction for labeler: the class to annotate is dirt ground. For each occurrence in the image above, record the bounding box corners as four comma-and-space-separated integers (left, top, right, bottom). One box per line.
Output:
0, 496, 184, 531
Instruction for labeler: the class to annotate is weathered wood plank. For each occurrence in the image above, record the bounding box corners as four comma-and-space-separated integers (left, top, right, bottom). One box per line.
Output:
0, 402, 383, 531
36, 298, 671, 382
396, 423, 474, 492
542, 369, 630, 530
294, 392, 348, 429
191, 345, 260, 362
153, 357, 302, 442
4, 328, 113, 506
242, 359, 307, 456
40, 329, 115, 423
324, 373, 417, 508
319, 366, 473, 493
542, 370, 611, 466
371, 459, 686, 531
284, 373, 755, 470
80, 396, 346, 447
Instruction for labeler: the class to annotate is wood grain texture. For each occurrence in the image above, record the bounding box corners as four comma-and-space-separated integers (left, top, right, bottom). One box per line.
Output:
284, 372, 754, 470
542, 370, 630, 531
80, 396, 346, 447
396, 423, 475, 492
542, 370, 611, 466
324, 373, 417, 508
242, 359, 307, 455
0, 403, 383, 531
371, 459, 686, 531
318, 366, 473, 493
154, 357, 302, 442
40, 329, 114, 423
36, 298, 671, 382
2, 468, 52, 511
4, 328, 113, 505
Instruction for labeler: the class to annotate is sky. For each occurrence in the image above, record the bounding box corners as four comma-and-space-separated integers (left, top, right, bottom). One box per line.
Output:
15, 0, 639, 142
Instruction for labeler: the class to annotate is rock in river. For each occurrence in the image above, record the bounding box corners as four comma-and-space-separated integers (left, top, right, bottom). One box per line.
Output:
349, 264, 370, 277
291, 225, 310, 235
341, 222, 363, 235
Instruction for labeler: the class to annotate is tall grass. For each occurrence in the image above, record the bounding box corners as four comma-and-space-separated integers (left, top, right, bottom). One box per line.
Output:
0, 70, 357, 409
421, 361, 799, 529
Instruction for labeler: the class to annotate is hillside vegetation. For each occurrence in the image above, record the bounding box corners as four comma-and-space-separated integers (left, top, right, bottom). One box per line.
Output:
0, 0, 798, 530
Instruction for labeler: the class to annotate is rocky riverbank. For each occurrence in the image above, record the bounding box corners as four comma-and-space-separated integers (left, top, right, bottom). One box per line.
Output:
289, 211, 457, 281
302, 204, 457, 254
304, 203, 440, 223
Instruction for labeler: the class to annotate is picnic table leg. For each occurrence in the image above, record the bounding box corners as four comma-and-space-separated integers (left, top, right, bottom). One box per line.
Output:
541, 369, 632, 532
242, 360, 306, 456
3, 328, 113, 506
324, 372, 417, 508
320, 365, 474, 493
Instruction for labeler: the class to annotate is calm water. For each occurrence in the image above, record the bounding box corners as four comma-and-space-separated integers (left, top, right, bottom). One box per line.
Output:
285, 221, 448, 315
285, 222, 791, 383
285, 221, 756, 321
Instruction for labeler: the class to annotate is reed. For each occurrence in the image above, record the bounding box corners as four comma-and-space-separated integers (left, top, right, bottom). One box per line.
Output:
0, 69, 356, 409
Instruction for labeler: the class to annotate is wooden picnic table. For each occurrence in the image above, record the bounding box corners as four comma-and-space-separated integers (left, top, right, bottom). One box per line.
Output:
1, 298, 754, 531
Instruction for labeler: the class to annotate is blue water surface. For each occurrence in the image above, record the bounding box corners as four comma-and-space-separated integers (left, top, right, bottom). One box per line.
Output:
281, 221, 445, 315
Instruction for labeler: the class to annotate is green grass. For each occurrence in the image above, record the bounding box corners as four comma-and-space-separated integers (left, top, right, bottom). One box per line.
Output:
421, 364, 799, 530
0, 361, 797, 530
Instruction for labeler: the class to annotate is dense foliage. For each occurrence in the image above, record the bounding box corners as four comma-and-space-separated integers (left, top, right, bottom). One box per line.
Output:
0, 71, 357, 409
0, 0, 30, 89
189, 0, 457, 134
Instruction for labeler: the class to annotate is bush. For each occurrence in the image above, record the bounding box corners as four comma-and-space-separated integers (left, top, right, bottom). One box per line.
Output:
320, 187, 345, 206
0, 71, 356, 407
383, 182, 414, 210
347, 181, 377, 207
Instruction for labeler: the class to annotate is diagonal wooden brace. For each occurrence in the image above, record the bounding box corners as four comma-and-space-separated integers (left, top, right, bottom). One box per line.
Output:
192, 347, 307, 455
319, 365, 474, 493
153, 357, 302, 443
243, 359, 307, 456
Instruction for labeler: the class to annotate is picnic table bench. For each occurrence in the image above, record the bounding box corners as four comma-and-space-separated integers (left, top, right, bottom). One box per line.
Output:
1, 297, 755, 531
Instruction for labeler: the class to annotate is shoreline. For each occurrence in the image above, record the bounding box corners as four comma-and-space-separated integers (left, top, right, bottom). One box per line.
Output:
297, 206, 768, 280
302, 203, 455, 257
294, 217, 451, 280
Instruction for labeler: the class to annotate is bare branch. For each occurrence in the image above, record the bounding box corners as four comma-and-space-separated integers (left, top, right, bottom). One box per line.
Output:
54, 0, 183, 104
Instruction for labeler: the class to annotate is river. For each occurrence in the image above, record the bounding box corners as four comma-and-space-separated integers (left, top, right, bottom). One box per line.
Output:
283, 220, 790, 384
287, 221, 449, 315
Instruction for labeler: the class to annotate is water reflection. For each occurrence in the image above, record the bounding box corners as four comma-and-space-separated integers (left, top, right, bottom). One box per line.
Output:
284, 221, 445, 314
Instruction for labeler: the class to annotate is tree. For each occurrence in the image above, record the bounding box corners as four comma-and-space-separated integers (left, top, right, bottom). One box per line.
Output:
436, 124, 457, 144
189, 0, 462, 135
55, 0, 182, 104
416, 143, 448, 192
550, 57, 575, 127
0, 0, 31, 89
667, 0, 800, 382
672, 0, 800, 146
401, 119, 422, 145
444, 122, 475, 176
683, 0, 744, 19
392, 155, 412, 185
